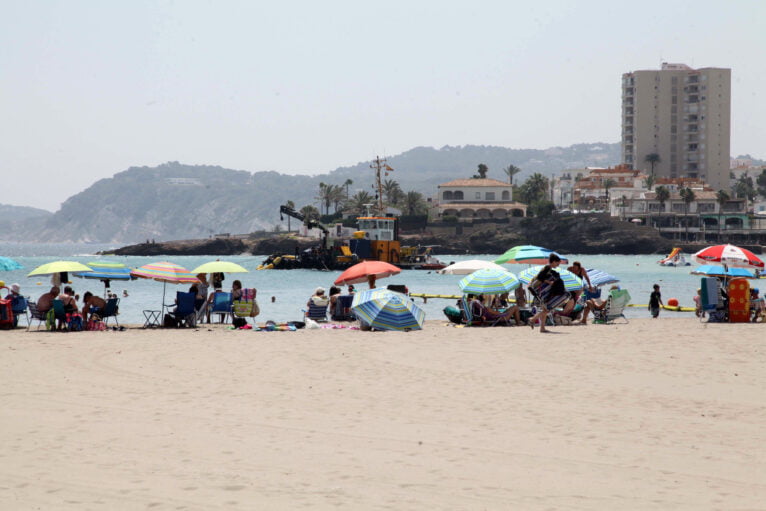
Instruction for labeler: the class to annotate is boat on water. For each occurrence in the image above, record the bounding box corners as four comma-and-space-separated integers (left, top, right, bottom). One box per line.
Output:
258, 157, 445, 271
658, 247, 691, 267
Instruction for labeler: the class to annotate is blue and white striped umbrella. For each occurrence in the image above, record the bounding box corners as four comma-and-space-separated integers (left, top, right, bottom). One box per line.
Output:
518, 265, 584, 292
73, 261, 135, 281
586, 268, 620, 287
690, 265, 756, 279
351, 288, 425, 331
0, 256, 23, 271
458, 268, 520, 295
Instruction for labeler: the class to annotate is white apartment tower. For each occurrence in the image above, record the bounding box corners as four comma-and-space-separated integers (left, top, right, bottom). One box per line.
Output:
621, 63, 731, 191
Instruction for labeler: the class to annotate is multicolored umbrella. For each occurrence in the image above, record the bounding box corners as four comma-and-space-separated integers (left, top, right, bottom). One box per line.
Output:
690, 265, 756, 279
131, 261, 200, 314
494, 245, 568, 265
586, 268, 620, 287
518, 265, 584, 292
0, 256, 23, 272
190, 261, 249, 274
692, 244, 764, 269
351, 288, 425, 331
458, 268, 520, 295
334, 261, 401, 286
437, 259, 507, 275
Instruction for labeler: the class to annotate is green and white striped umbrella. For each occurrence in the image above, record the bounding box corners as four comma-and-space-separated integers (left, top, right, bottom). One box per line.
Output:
518, 265, 584, 292
458, 268, 520, 295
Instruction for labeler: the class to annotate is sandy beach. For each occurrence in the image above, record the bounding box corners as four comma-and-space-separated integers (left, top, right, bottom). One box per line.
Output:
1, 318, 764, 510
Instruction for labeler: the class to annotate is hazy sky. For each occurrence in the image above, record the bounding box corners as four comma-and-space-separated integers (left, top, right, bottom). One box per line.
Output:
2, 0, 764, 211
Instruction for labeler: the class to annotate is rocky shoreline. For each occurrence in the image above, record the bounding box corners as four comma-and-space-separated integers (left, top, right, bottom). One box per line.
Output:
104, 215, 678, 257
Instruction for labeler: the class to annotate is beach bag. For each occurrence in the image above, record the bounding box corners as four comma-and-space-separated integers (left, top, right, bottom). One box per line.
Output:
232, 317, 247, 328
45, 309, 56, 330
67, 313, 83, 332
0, 298, 12, 329
87, 318, 107, 331
163, 314, 178, 328
443, 305, 463, 324
233, 299, 259, 318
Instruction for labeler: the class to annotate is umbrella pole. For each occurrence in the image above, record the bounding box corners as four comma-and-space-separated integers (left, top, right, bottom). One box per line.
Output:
161, 281, 167, 319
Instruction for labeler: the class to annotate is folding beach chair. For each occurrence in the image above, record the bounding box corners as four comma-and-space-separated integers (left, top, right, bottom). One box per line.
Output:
99, 298, 120, 327
331, 295, 354, 321
11, 295, 28, 327
593, 289, 631, 324
305, 303, 328, 322
26, 301, 47, 331
210, 291, 233, 324
166, 291, 197, 328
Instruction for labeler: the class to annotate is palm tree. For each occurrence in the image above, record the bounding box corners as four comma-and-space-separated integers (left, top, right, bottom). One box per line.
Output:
316, 182, 330, 215
679, 187, 695, 241
644, 153, 660, 177
402, 191, 427, 216
519, 173, 549, 204
716, 189, 729, 240
503, 164, 521, 185
382, 179, 403, 205
346, 191, 374, 215
300, 204, 320, 221
645, 174, 656, 191
343, 178, 353, 200
654, 185, 670, 229
603, 178, 616, 210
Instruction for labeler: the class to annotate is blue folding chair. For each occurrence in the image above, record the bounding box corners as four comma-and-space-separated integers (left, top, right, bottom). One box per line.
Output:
210, 291, 233, 324
166, 291, 197, 327
100, 298, 120, 327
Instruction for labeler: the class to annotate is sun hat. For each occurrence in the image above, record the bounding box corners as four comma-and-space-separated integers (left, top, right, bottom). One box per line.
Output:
10, 283, 20, 293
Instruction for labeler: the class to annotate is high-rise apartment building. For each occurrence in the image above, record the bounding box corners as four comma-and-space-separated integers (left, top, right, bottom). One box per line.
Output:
621, 63, 731, 191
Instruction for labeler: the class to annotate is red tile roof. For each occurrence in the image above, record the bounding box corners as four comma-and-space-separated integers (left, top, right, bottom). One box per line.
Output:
438, 178, 512, 188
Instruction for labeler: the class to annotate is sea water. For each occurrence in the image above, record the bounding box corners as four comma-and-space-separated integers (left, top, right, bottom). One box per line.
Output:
0, 242, 707, 325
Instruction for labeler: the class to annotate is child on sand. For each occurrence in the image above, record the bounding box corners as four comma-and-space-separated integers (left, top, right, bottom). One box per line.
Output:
649, 284, 663, 318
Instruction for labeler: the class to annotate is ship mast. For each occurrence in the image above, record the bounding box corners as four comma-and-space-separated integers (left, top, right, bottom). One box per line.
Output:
369, 155, 392, 215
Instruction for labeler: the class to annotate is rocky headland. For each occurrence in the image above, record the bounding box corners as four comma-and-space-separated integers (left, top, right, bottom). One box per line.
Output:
106, 214, 674, 257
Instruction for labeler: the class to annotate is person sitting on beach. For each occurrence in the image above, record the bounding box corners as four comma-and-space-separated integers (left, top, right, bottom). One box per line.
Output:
367, 275, 377, 289
8, 283, 24, 327
580, 285, 619, 324
81, 291, 106, 323
195, 273, 208, 312
750, 288, 764, 322
329, 286, 342, 309
205, 285, 225, 323
231, 280, 243, 301
308, 287, 330, 308
567, 261, 594, 302
59, 286, 79, 314
37, 286, 60, 314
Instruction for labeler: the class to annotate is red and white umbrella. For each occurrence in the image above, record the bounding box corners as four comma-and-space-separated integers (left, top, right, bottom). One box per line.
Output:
334, 261, 401, 286
692, 244, 765, 269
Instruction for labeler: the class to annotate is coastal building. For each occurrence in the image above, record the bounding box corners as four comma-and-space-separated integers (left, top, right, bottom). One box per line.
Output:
436, 178, 527, 220
571, 165, 647, 210
621, 62, 731, 191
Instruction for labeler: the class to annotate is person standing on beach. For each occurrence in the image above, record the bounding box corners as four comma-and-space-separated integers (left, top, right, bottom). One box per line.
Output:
649, 284, 663, 318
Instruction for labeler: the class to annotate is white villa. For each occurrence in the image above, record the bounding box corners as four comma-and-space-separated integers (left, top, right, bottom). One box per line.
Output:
436, 178, 527, 220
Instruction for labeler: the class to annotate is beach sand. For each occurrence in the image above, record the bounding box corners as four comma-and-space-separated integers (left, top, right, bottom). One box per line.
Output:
1, 318, 764, 510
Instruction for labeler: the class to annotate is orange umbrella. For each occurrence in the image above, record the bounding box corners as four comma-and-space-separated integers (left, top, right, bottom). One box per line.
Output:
334, 261, 401, 286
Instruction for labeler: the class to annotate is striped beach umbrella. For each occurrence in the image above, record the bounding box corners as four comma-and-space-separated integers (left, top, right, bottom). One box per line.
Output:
586, 268, 620, 287
131, 261, 200, 315
351, 288, 425, 331
690, 265, 756, 279
494, 245, 568, 265
518, 265, 584, 292
458, 268, 520, 295
692, 244, 764, 269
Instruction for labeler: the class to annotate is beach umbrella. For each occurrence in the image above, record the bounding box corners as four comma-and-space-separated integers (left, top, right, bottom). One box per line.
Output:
692, 244, 764, 269
73, 261, 135, 296
334, 261, 401, 286
0, 256, 23, 272
458, 268, 520, 295
131, 261, 200, 314
351, 288, 425, 331
494, 245, 568, 265
437, 259, 507, 275
27, 260, 93, 286
518, 265, 584, 292
690, 265, 756, 279
190, 261, 249, 274
586, 268, 620, 287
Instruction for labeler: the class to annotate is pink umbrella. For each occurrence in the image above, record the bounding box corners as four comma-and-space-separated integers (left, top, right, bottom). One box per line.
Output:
334, 261, 401, 287
692, 244, 764, 269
